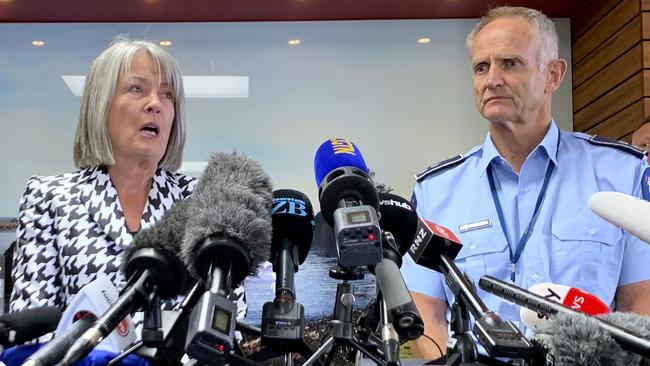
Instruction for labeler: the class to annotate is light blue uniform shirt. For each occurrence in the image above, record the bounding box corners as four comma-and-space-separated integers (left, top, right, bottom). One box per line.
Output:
402, 121, 650, 334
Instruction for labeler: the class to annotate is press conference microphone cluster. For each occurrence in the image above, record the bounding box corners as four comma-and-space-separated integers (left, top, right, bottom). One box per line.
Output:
588, 191, 650, 243
478, 275, 650, 358
408, 218, 533, 359
181, 151, 273, 366
58, 198, 192, 366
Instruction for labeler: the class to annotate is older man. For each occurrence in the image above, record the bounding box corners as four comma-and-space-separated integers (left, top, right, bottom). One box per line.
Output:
401, 6, 650, 359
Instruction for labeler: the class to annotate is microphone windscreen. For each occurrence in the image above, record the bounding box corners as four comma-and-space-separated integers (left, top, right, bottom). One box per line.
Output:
0, 306, 61, 345
602, 312, 650, 338
182, 152, 273, 281
271, 189, 314, 265
521, 283, 610, 331
588, 191, 650, 243
377, 192, 418, 255
122, 198, 192, 298
314, 138, 369, 188
533, 312, 639, 366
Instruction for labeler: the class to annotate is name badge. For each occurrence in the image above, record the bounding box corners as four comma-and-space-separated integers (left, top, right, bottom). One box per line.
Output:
459, 219, 491, 233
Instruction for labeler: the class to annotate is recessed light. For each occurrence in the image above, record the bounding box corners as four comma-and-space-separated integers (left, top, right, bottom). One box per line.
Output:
418, 37, 431, 44
31, 40, 45, 47
288, 39, 301, 46
159, 40, 172, 47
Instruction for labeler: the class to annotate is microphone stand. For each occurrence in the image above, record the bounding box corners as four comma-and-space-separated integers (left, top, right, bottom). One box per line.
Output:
433, 255, 532, 366
142, 295, 164, 346
248, 238, 318, 365
108, 282, 206, 366
303, 266, 387, 366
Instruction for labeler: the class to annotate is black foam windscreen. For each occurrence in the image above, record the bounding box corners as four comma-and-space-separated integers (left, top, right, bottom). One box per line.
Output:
271, 189, 314, 265
122, 198, 192, 299
182, 152, 273, 284
377, 192, 418, 255
0, 306, 61, 345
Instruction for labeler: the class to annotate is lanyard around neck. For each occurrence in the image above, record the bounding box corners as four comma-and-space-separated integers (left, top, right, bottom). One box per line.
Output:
487, 157, 555, 282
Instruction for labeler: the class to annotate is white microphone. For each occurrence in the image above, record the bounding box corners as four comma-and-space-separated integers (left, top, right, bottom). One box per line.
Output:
520, 283, 610, 331
55, 276, 135, 353
588, 191, 650, 244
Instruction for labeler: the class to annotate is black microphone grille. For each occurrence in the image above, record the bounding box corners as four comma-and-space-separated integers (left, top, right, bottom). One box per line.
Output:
378, 192, 418, 255
271, 189, 315, 264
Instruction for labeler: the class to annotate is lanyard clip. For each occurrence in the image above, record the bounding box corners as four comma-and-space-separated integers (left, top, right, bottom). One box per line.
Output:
510, 263, 516, 282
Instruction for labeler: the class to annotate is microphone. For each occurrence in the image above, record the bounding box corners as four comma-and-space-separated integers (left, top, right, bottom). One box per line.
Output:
313, 138, 382, 267
588, 191, 650, 243
377, 192, 418, 257
0, 306, 61, 346
22, 312, 97, 366
261, 189, 314, 345
407, 217, 463, 271
181, 152, 272, 365
478, 275, 650, 358
520, 283, 610, 331
367, 193, 423, 341
55, 275, 135, 356
59, 198, 190, 366
532, 312, 647, 366
407, 220, 533, 359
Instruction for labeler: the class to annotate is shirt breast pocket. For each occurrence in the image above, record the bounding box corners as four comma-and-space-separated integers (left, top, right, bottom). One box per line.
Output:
551, 209, 623, 305
444, 227, 509, 300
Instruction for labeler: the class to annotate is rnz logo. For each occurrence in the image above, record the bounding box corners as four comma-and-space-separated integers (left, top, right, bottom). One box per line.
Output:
272, 198, 308, 217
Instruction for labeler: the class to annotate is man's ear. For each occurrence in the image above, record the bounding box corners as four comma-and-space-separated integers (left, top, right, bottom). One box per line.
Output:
545, 58, 567, 93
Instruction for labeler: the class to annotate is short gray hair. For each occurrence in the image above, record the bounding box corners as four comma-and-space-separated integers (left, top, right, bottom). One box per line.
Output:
73, 37, 186, 171
466, 6, 559, 69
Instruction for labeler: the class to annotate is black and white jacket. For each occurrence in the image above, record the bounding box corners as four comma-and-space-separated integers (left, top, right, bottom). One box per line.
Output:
10, 166, 246, 317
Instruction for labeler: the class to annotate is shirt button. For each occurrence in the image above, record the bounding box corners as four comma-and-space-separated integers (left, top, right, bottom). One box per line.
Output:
587, 227, 596, 235
470, 244, 477, 250
523, 186, 530, 193
531, 274, 540, 281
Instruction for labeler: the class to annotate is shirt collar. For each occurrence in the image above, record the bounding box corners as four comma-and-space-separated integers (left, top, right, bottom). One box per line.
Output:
478, 119, 560, 175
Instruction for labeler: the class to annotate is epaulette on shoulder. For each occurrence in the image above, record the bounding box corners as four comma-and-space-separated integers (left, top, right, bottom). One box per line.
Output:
415, 154, 467, 182
573, 133, 645, 159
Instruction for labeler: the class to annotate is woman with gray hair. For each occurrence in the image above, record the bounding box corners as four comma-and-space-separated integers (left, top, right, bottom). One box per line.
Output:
9, 38, 197, 314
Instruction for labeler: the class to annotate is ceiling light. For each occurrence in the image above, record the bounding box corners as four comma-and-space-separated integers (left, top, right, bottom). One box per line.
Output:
62, 75, 249, 98
159, 40, 172, 47
418, 37, 431, 44
288, 39, 301, 46
31, 40, 45, 47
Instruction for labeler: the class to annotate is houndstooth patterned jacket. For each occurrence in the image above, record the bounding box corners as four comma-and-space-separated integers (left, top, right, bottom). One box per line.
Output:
9, 166, 247, 318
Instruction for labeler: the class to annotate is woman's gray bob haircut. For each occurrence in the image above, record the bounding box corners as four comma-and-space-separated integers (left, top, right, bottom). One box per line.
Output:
73, 37, 186, 171
466, 6, 559, 69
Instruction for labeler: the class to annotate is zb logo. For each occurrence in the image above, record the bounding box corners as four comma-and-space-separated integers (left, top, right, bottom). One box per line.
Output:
272, 198, 308, 216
